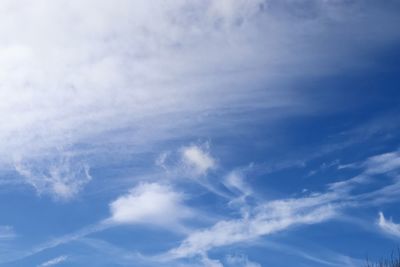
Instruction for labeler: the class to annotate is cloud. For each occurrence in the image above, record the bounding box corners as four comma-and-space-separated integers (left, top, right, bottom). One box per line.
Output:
329, 150, 400, 195
225, 254, 261, 267
200, 255, 224, 267
12, 149, 400, 265
0, 0, 289, 162
38, 255, 68, 267
0, 222, 110, 265
1, 0, 399, 199
155, 144, 227, 198
181, 145, 216, 177
364, 152, 400, 175
155, 144, 217, 178
378, 212, 400, 238
336, 151, 400, 177
223, 171, 254, 218
157, 150, 400, 261
109, 182, 192, 226
1, 182, 193, 264
223, 171, 252, 197
14, 154, 91, 201
0, 225, 16, 240
167, 193, 337, 259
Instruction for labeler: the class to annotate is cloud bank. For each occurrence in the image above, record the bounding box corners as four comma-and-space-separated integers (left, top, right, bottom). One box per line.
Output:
1, 0, 400, 199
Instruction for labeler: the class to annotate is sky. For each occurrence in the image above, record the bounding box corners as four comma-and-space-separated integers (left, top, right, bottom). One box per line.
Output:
0, 1, 400, 266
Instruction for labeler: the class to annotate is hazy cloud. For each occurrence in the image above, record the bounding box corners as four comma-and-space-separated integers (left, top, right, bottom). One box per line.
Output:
14, 154, 91, 201
0, 225, 16, 240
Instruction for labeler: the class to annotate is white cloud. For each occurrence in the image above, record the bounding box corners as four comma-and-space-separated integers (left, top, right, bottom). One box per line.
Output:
14, 154, 91, 201
226, 254, 261, 267
167, 194, 336, 258
181, 145, 216, 176
378, 212, 400, 238
154, 145, 230, 199
364, 152, 400, 175
1, 2, 400, 264
0, 0, 398, 198
224, 171, 252, 197
223, 171, 254, 218
328, 151, 400, 195
326, 151, 400, 206
109, 183, 191, 226
38, 255, 68, 267
0, 0, 283, 159
13, 151, 400, 264
201, 255, 224, 267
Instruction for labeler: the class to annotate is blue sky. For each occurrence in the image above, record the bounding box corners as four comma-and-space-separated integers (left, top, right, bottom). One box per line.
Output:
1, 1, 400, 267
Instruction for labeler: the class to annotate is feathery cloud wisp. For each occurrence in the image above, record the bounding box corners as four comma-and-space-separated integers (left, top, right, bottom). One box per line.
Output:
364, 152, 400, 175
167, 194, 337, 258
226, 254, 261, 267
181, 145, 216, 177
14, 154, 91, 201
378, 212, 400, 238
38, 255, 68, 267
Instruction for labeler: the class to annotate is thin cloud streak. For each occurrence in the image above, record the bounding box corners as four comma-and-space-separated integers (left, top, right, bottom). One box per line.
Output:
38, 255, 68, 267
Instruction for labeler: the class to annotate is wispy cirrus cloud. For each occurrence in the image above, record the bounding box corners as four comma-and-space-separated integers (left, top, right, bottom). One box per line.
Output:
330, 149, 400, 193
166, 194, 337, 259
378, 212, 400, 239
1, 0, 400, 201
162, 149, 400, 262
14, 154, 91, 201
38, 255, 68, 267
223, 171, 253, 198
225, 254, 261, 267
12, 149, 400, 266
156, 144, 217, 179
364, 151, 400, 175
0, 2, 399, 267
181, 145, 216, 177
